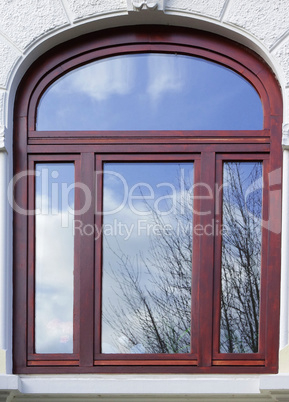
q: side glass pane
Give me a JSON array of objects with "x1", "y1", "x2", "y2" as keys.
[
  {"x1": 35, "y1": 163, "x2": 74, "y2": 353},
  {"x1": 102, "y1": 163, "x2": 194, "y2": 354},
  {"x1": 220, "y1": 162, "x2": 263, "y2": 353},
  {"x1": 37, "y1": 54, "x2": 263, "y2": 131}
]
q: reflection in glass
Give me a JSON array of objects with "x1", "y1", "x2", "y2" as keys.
[
  {"x1": 37, "y1": 54, "x2": 263, "y2": 131},
  {"x1": 35, "y1": 164, "x2": 74, "y2": 353},
  {"x1": 102, "y1": 163, "x2": 194, "y2": 354},
  {"x1": 220, "y1": 162, "x2": 263, "y2": 353}
]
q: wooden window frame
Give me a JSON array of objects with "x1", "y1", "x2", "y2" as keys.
[{"x1": 13, "y1": 26, "x2": 282, "y2": 374}]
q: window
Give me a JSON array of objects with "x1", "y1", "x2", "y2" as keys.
[{"x1": 13, "y1": 26, "x2": 282, "y2": 373}]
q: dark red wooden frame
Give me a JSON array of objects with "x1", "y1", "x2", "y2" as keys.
[{"x1": 13, "y1": 25, "x2": 282, "y2": 374}]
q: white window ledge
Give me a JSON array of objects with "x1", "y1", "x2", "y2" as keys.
[{"x1": 0, "y1": 374, "x2": 289, "y2": 400}]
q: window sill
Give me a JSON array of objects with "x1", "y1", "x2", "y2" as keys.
[{"x1": 1, "y1": 374, "x2": 289, "y2": 400}]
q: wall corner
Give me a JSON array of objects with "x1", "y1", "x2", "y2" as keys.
[
  {"x1": 0, "y1": 350, "x2": 6, "y2": 375},
  {"x1": 279, "y1": 344, "x2": 289, "y2": 373}
]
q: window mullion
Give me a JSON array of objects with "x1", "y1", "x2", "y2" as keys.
[
  {"x1": 94, "y1": 154, "x2": 102, "y2": 358},
  {"x1": 265, "y1": 145, "x2": 282, "y2": 369},
  {"x1": 198, "y1": 151, "x2": 216, "y2": 367},
  {"x1": 212, "y1": 157, "x2": 223, "y2": 358},
  {"x1": 78, "y1": 152, "x2": 95, "y2": 367}
]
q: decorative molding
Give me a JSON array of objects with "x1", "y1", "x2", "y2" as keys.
[
  {"x1": 127, "y1": 0, "x2": 164, "y2": 12},
  {"x1": 282, "y1": 123, "x2": 289, "y2": 149},
  {"x1": 0, "y1": 126, "x2": 6, "y2": 152}
]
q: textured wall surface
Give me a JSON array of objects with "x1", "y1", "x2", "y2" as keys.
[
  {"x1": 65, "y1": 0, "x2": 127, "y2": 21},
  {"x1": 0, "y1": 0, "x2": 69, "y2": 52},
  {"x1": 224, "y1": 0, "x2": 289, "y2": 49},
  {"x1": 0, "y1": 41, "x2": 19, "y2": 88},
  {"x1": 166, "y1": 0, "x2": 226, "y2": 18},
  {"x1": 273, "y1": 41, "x2": 289, "y2": 86}
]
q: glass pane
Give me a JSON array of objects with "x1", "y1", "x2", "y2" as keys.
[
  {"x1": 35, "y1": 163, "x2": 74, "y2": 353},
  {"x1": 220, "y1": 162, "x2": 263, "y2": 353},
  {"x1": 37, "y1": 54, "x2": 263, "y2": 131},
  {"x1": 102, "y1": 163, "x2": 194, "y2": 354}
]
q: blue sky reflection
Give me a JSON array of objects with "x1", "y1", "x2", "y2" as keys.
[{"x1": 37, "y1": 54, "x2": 263, "y2": 131}]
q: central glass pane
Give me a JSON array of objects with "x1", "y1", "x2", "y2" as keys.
[
  {"x1": 102, "y1": 162, "x2": 194, "y2": 354},
  {"x1": 37, "y1": 53, "x2": 263, "y2": 131}
]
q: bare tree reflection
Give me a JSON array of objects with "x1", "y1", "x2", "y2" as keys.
[
  {"x1": 102, "y1": 162, "x2": 262, "y2": 354},
  {"x1": 220, "y1": 162, "x2": 262, "y2": 353},
  {"x1": 103, "y1": 184, "x2": 193, "y2": 353}
]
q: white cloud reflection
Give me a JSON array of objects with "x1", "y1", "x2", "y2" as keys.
[
  {"x1": 45, "y1": 54, "x2": 185, "y2": 104},
  {"x1": 48, "y1": 56, "x2": 135, "y2": 101},
  {"x1": 147, "y1": 54, "x2": 185, "y2": 101},
  {"x1": 35, "y1": 211, "x2": 74, "y2": 354}
]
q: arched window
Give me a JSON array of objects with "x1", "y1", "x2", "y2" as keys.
[{"x1": 13, "y1": 26, "x2": 282, "y2": 374}]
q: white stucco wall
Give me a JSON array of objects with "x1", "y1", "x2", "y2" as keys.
[{"x1": 1, "y1": 0, "x2": 289, "y2": 400}]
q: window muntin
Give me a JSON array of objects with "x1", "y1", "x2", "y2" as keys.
[
  {"x1": 102, "y1": 162, "x2": 194, "y2": 354},
  {"x1": 37, "y1": 54, "x2": 263, "y2": 131},
  {"x1": 13, "y1": 27, "x2": 282, "y2": 374}
]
